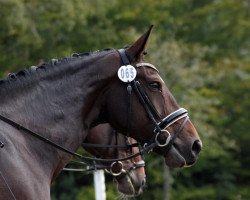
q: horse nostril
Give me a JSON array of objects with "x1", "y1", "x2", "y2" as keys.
[{"x1": 192, "y1": 140, "x2": 202, "y2": 156}]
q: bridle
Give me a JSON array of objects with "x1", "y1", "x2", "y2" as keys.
[
  {"x1": 64, "y1": 133, "x2": 146, "y2": 177},
  {"x1": 117, "y1": 49, "x2": 189, "y2": 151},
  {"x1": 103, "y1": 135, "x2": 145, "y2": 177},
  {"x1": 0, "y1": 48, "x2": 190, "y2": 196}
]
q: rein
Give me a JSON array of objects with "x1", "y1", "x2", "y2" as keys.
[
  {"x1": 81, "y1": 142, "x2": 139, "y2": 149},
  {"x1": 0, "y1": 113, "x2": 146, "y2": 178},
  {"x1": 0, "y1": 114, "x2": 148, "y2": 163}
]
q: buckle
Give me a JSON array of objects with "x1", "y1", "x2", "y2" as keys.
[
  {"x1": 109, "y1": 161, "x2": 124, "y2": 176},
  {"x1": 155, "y1": 130, "x2": 171, "y2": 147}
]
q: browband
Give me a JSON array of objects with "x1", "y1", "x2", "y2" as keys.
[
  {"x1": 136, "y1": 63, "x2": 159, "y2": 72},
  {"x1": 118, "y1": 49, "x2": 159, "y2": 73}
]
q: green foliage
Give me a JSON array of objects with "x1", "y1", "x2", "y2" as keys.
[
  {"x1": 0, "y1": 0, "x2": 249, "y2": 199},
  {"x1": 172, "y1": 185, "x2": 216, "y2": 200}
]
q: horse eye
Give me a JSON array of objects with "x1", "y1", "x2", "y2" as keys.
[{"x1": 148, "y1": 82, "x2": 161, "y2": 90}]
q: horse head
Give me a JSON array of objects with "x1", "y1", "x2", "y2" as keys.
[{"x1": 102, "y1": 26, "x2": 202, "y2": 168}]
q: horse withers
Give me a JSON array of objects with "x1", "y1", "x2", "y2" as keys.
[{"x1": 0, "y1": 26, "x2": 202, "y2": 200}]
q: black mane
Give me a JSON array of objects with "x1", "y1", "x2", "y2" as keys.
[{"x1": 0, "y1": 48, "x2": 113, "y2": 86}]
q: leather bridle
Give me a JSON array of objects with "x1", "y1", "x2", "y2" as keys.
[{"x1": 117, "y1": 49, "x2": 189, "y2": 151}]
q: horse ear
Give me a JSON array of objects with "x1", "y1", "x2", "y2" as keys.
[{"x1": 126, "y1": 25, "x2": 153, "y2": 63}]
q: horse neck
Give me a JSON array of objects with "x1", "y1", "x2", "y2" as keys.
[{"x1": 0, "y1": 50, "x2": 120, "y2": 177}]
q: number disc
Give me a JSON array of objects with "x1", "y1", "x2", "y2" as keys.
[{"x1": 117, "y1": 65, "x2": 137, "y2": 82}]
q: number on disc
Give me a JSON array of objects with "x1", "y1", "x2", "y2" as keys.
[{"x1": 117, "y1": 65, "x2": 137, "y2": 83}]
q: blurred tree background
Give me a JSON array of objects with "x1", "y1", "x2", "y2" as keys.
[{"x1": 0, "y1": 0, "x2": 249, "y2": 199}]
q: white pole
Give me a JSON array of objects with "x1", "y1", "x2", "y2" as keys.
[{"x1": 94, "y1": 170, "x2": 106, "y2": 200}]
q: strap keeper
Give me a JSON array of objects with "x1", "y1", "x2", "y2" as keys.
[{"x1": 127, "y1": 84, "x2": 132, "y2": 94}]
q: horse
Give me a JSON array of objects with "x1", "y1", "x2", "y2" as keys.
[
  {"x1": 0, "y1": 26, "x2": 202, "y2": 199},
  {"x1": 83, "y1": 123, "x2": 145, "y2": 197}
]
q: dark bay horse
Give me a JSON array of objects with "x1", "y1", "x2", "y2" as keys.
[
  {"x1": 0, "y1": 26, "x2": 202, "y2": 199},
  {"x1": 84, "y1": 124, "x2": 145, "y2": 196}
]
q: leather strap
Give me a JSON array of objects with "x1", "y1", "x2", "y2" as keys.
[{"x1": 118, "y1": 49, "x2": 130, "y2": 65}]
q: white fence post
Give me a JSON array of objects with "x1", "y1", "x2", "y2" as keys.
[{"x1": 94, "y1": 170, "x2": 106, "y2": 200}]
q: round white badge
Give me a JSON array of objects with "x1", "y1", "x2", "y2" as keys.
[{"x1": 117, "y1": 65, "x2": 137, "y2": 83}]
